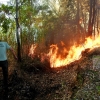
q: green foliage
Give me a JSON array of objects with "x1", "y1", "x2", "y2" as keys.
[
  {"x1": 1, "y1": 19, "x2": 10, "y2": 33},
  {"x1": 0, "y1": 4, "x2": 13, "y2": 14},
  {"x1": 0, "y1": 4, "x2": 15, "y2": 34}
]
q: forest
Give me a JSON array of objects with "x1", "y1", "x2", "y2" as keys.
[{"x1": 0, "y1": 0, "x2": 100, "y2": 100}]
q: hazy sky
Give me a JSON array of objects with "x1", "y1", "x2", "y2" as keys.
[{"x1": 0, "y1": 0, "x2": 10, "y2": 4}]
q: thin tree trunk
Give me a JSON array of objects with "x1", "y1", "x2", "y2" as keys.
[
  {"x1": 88, "y1": 0, "x2": 97, "y2": 37},
  {"x1": 16, "y1": 0, "x2": 21, "y2": 62}
]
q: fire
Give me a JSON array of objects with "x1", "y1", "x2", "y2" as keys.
[
  {"x1": 48, "y1": 44, "x2": 84, "y2": 67},
  {"x1": 48, "y1": 36, "x2": 100, "y2": 67},
  {"x1": 29, "y1": 36, "x2": 100, "y2": 68},
  {"x1": 28, "y1": 44, "x2": 37, "y2": 57}
]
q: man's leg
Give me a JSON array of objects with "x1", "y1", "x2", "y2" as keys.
[{"x1": 1, "y1": 60, "x2": 8, "y2": 99}]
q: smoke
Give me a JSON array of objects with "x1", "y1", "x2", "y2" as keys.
[{"x1": 46, "y1": 23, "x2": 84, "y2": 49}]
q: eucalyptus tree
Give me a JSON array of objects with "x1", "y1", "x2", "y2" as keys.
[
  {"x1": 96, "y1": 0, "x2": 100, "y2": 36},
  {"x1": 88, "y1": 0, "x2": 97, "y2": 37},
  {"x1": 17, "y1": 0, "x2": 50, "y2": 55}
]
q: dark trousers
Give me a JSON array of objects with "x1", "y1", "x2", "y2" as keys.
[{"x1": 0, "y1": 60, "x2": 8, "y2": 99}]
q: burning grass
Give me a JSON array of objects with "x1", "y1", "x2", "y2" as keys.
[{"x1": 29, "y1": 36, "x2": 100, "y2": 68}]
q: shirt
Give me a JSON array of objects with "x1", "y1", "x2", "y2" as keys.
[{"x1": 0, "y1": 42, "x2": 11, "y2": 61}]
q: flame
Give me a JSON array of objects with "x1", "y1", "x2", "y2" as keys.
[
  {"x1": 29, "y1": 36, "x2": 100, "y2": 68},
  {"x1": 48, "y1": 36, "x2": 100, "y2": 68},
  {"x1": 28, "y1": 44, "x2": 37, "y2": 57},
  {"x1": 48, "y1": 44, "x2": 84, "y2": 67}
]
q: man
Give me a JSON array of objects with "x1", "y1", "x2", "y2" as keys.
[{"x1": 0, "y1": 40, "x2": 17, "y2": 99}]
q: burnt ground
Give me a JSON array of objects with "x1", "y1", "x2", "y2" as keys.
[{"x1": 0, "y1": 50, "x2": 100, "y2": 100}]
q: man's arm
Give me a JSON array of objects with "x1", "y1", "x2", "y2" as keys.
[{"x1": 9, "y1": 47, "x2": 18, "y2": 60}]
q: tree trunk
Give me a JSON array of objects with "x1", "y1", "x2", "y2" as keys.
[
  {"x1": 88, "y1": 0, "x2": 97, "y2": 37},
  {"x1": 16, "y1": 0, "x2": 21, "y2": 62}
]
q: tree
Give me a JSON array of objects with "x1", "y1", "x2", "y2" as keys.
[
  {"x1": 16, "y1": 0, "x2": 21, "y2": 62},
  {"x1": 88, "y1": 0, "x2": 97, "y2": 37}
]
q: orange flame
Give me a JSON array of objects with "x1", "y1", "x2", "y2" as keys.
[
  {"x1": 28, "y1": 44, "x2": 37, "y2": 58},
  {"x1": 29, "y1": 36, "x2": 100, "y2": 68},
  {"x1": 48, "y1": 36, "x2": 100, "y2": 68}
]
